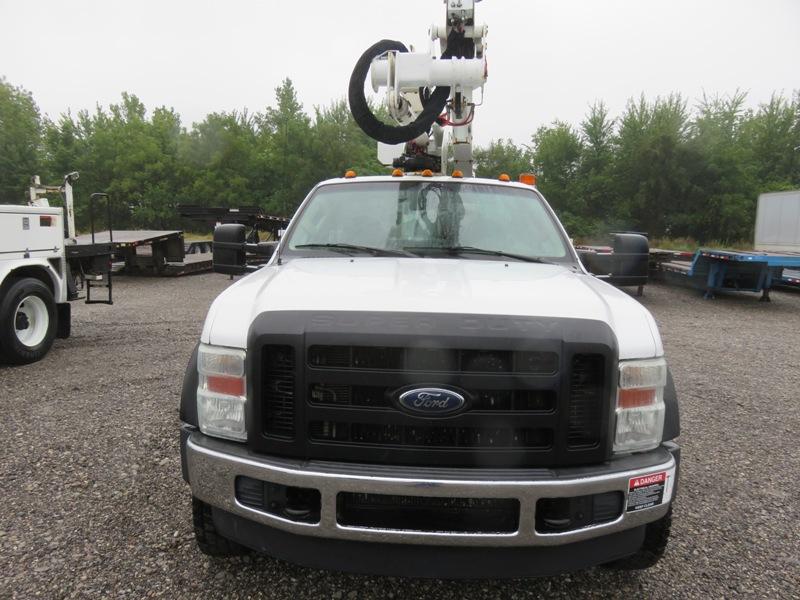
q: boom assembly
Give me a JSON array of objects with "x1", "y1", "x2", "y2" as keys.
[{"x1": 349, "y1": 0, "x2": 488, "y2": 175}]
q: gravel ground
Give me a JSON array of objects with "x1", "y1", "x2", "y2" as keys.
[{"x1": 1, "y1": 274, "x2": 798, "y2": 599}]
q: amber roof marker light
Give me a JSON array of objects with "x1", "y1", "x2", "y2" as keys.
[
  {"x1": 519, "y1": 173, "x2": 537, "y2": 186},
  {"x1": 498, "y1": 173, "x2": 511, "y2": 182},
  {"x1": 344, "y1": 170, "x2": 357, "y2": 179}
]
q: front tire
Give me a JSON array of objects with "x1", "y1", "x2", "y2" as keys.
[
  {"x1": 602, "y1": 507, "x2": 673, "y2": 570},
  {"x1": 192, "y1": 497, "x2": 248, "y2": 557},
  {"x1": 0, "y1": 278, "x2": 57, "y2": 365}
]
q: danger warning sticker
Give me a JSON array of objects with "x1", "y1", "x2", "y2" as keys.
[{"x1": 627, "y1": 471, "x2": 667, "y2": 512}]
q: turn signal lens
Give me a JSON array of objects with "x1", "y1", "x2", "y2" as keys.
[
  {"x1": 498, "y1": 173, "x2": 511, "y2": 182},
  {"x1": 519, "y1": 173, "x2": 537, "y2": 186},
  {"x1": 207, "y1": 375, "x2": 245, "y2": 397},
  {"x1": 618, "y1": 388, "x2": 657, "y2": 409}
]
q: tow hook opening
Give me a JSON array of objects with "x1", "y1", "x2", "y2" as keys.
[
  {"x1": 235, "y1": 476, "x2": 321, "y2": 524},
  {"x1": 535, "y1": 492, "x2": 624, "y2": 534}
]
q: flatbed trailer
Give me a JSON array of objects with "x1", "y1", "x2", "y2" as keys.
[
  {"x1": 73, "y1": 230, "x2": 209, "y2": 276},
  {"x1": 659, "y1": 248, "x2": 800, "y2": 300}
]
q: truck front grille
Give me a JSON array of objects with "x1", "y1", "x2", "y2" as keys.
[
  {"x1": 567, "y1": 354, "x2": 606, "y2": 448},
  {"x1": 309, "y1": 421, "x2": 553, "y2": 449},
  {"x1": 308, "y1": 384, "x2": 556, "y2": 412},
  {"x1": 308, "y1": 345, "x2": 558, "y2": 374},
  {"x1": 251, "y1": 312, "x2": 615, "y2": 468},
  {"x1": 262, "y1": 345, "x2": 295, "y2": 439}
]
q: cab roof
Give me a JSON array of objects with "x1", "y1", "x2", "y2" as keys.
[{"x1": 315, "y1": 175, "x2": 538, "y2": 193}]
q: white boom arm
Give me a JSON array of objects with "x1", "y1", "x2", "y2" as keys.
[{"x1": 364, "y1": 0, "x2": 488, "y2": 176}]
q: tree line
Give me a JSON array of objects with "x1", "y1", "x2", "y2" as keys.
[{"x1": 1, "y1": 76, "x2": 798, "y2": 242}]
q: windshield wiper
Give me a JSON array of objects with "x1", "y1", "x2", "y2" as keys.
[
  {"x1": 406, "y1": 245, "x2": 556, "y2": 264},
  {"x1": 295, "y1": 243, "x2": 418, "y2": 258}
]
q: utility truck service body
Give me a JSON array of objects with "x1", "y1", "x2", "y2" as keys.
[
  {"x1": 0, "y1": 173, "x2": 113, "y2": 364},
  {"x1": 180, "y1": 176, "x2": 680, "y2": 578},
  {"x1": 0, "y1": 205, "x2": 71, "y2": 363}
]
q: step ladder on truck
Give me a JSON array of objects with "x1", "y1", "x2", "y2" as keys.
[{"x1": 0, "y1": 173, "x2": 113, "y2": 365}]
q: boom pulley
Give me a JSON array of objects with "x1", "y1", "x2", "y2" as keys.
[{"x1": 348, "y1": 0, "x2": 488, "y2": 176}]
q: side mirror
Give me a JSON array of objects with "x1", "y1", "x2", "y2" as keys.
[
  {"x1": 611, "y1": 233, "x2": 649, "y2": 284},
  {"x1": 578, "y1": 233, "x2": 649, "y2": 292},
  {"x1": 213, "y1": 224, "x2": 247, "y2": 275}
]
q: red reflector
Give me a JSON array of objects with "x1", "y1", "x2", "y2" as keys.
[
  {"x1": 618, "y1": 388, "x2": 656, "y2": 409},
  {"x1": 207, "y1": 375, "x2": 245, "y2": 396},
  {"x1": 40, "y1": 216, "x2": 53, "y2": 227}
]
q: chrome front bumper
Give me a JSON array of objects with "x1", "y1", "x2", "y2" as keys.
[{"x1": 186, "y1": 433, "x2": 676, "y2": 547}]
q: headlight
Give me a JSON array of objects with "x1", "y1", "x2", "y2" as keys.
[
  {"x1": 197, "y1": 344, "x2": 247, "y2": 441},
  {"x1": 613, "y1": 357, "x2": 667, "y2": 453}
]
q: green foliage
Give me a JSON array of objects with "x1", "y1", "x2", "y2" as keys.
[
  {"x1": 474, "y1": 139, "x2": 532, "y2": 178},
  {"x1": 0, "y1": 78, "x2": 42, "y2": 203},
  {"x1": 0, "y1": 76, "x2": 798, "y2": 243},
  {"x1": 474, "y1": 92, "x2": 800, "y2": 243},
  {"x1": 36, "y1": 78, "x2": 386, "y2": 230}
]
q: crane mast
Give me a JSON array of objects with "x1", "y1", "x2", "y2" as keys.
[{"x1": 349, "y1": 0, "x2": 488, "y2": 176}]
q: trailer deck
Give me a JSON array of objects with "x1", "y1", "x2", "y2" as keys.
[
  {"x1": 658, "y1": 248, "x2": 800, "y2": 300},
  {"x1": 75, "y1": 229, "x2": 183, "y2": 247},
  {"x1": 75, "y1": 230, "x2": 196, "y2": 276}
]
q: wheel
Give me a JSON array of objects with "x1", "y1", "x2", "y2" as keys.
[
  {"x1": 602, "y1": 507, "x2": 673, "y2": 571},
  {"x1": 0, "y1": 277, "x2": 58, "y2": 364},
  {"x1": 192, "y1": 497, "x2": 248, "y2": 557}
]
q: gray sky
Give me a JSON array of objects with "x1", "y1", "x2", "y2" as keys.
[{"x1": 1, "y1": 0, "x2": 798, "y2": 146}]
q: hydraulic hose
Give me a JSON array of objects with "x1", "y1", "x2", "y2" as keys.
[{"x1": 348, "y1": 40, "x2": 451, "y2": 145}]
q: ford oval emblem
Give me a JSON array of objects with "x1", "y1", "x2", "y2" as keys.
[{"x1": 398, "y1": 387, "x2": 467, "y2": 416}]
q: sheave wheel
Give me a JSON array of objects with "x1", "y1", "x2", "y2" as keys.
[{"x1": 0, "y1": 278, "x2": 57, "y2": 364}]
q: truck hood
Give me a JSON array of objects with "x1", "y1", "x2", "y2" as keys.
[{"x1": 201, "y1": 257, "x2": 663, "y2": 360}]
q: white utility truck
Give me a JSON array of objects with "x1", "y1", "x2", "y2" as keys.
[
  {"x1": 0, "y1": 174, "x2": 113, "y2": 364},
  {"x1": 180, "y1": 0, "x2": 680, "y2": 578},
  {"x1": 0, "y1": 204, "x2": 71, "y2": 363}
]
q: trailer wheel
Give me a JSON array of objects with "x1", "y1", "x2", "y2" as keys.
[{"x1": 0, "y1": 278, "x2": 58, "y2": 364}]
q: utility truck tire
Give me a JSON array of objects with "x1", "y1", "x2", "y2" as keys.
[
  {"x1": 192, "y1": 497, "x2": 248, "y2": 557},
  {"x1": 0, "y1": 278, "x2": 57, "y2": 365},
  {"x1": 602, "y1": 507, "x2": 673, "y2": 571}
]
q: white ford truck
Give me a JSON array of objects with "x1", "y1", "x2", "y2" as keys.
[
  {"x1": 179, "y1": 0, "x2": 679, "y2": 577},
  {"x1": 179, "y1": 173, "x2": 680, "y2": 577}
]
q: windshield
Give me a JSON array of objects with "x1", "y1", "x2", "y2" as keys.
[{"x1": 285, "y1": 181, "x2": 573, "y2": 262}]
